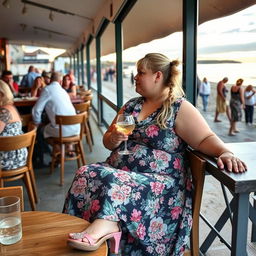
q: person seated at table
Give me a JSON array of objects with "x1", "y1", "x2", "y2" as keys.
[
  {"x1": 41, "y1": 70, "x2": 51, "y2": 85},
  {"x1": 1, "y1": 70, "x2": 19, "y2": 95},
  {"x1": 63, "y1": 53, "x2": 246, "y2": 255},
  {"x1": 0, "y1": 80, "x2": 27, "y2": 169},
  {"x1": 32, "y1": 72, "x2": 79, "y2": 167},
  {"x1": 62, "y1": 74, "x2": 77, "y2": 99},
  {"x1": 20, "y1": 65, "x2": 40, "y2": 88},
  {"x1": 31, "y1": 76, "x2": 46, "y2": 97}
]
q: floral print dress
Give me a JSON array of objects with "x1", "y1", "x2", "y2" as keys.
[
  {"x1": 0, "y1": 121, "x2": 27, "y2": 170},
  {"x1": 63, "y1": 97, "x2": 192, "y2": 256}
]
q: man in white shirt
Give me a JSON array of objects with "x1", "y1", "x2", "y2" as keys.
[{"x1": 32, "y1": 72, "x2": 79, "y2": 167}]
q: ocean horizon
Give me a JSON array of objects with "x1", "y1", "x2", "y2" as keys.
[{"x1": 197, "y1": 62, "x2": 256, "y2": 86}]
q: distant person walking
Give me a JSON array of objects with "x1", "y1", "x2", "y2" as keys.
[
  {"x1": 229, "y1": 78, "x2": 245, "y2": 136},
  {"x1": 199, "y1": 77, "x2": 211, "y2": 111},
  {"x1": 244, "y1": 84, "x2": 256, "y2": 125},
  {"x1": 130, "y1": 71, "x2": 134, "y2": 86},
  {"x1": 214, "y1": 77, "x2": 231, "y2": 122}
]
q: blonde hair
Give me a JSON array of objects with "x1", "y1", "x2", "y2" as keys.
[
  {"x1": 136, "y1": 53, "x2": 184, "y2": 128},
  {"x1": 0, "y1": 80, "x2": 14, "y2": 106}
]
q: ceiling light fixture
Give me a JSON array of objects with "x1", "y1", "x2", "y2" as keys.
[
  {"x1": 21, "y1": 0, "x2": 93, "y2": 21},
  {"x1": 49, "y1": 10, "x2": 54, "y2": 21},
  {"x1": 20, "y1": 23, "x2": 27, "y2": 31},
  {"x1": 22, "y1": 3, "x2": 27, "y2": 14},
  {"x1": 2, "y1": 0, "x2": 10, "y2": 8}
]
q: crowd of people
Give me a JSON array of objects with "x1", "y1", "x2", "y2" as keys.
[
  {"x1": 0, "y1": 65, "x2": 77, "y2": 99},
  {"x1": 0, "y1": 66, "x2": 81, "y2": 169},
  {"x1": 197, "y1": 75, "x2": 256, "y2": 135}
]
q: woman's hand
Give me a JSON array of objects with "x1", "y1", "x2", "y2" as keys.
[
  {"x1": 217, "y1": 152, "x2": 247, "y2": 173},
  {"x1": 109, "y1": 124, "x2": 129, "y2": 145}
]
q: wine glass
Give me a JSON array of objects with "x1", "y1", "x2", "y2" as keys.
[{"x1": 116, "y1": 114, "x2": 135, "y2": 155}]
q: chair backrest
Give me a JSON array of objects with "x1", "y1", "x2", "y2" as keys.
[
  {"x1": 0, "y1": 186, "x2": 24, "y2": 211},
  {"x1": 21, "y1": 114, "x2": 32, "y2": 128},
  {"x1": 186, "y1": 149, "x2": 206, "y2": 256},
  {"x1": 81, "y1": 94, "x2": 93, "y2": 102},
  {"x1": 73, "y1": 101, "x2": 90, "y2": 114},
  {"x1": 55, "y1": 112, "x2": 87, "y2": 140},
  {"x1": 0, "y1": 128, "x2": 37, "y2": 169}
]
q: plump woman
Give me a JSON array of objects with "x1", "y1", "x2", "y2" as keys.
[{"x1": 64, "y1": 53, "x2": 246, "y2": 256}]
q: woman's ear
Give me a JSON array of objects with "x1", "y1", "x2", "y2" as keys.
[{"x1": 155, "y1": 71, "x2": 163, "y2": 83}]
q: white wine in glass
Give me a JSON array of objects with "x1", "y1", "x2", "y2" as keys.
[{"x1": 116, "y1": 114, "x2": 135, "y2": 155}]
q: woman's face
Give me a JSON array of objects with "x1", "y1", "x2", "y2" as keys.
[
  {"x1": 134, "y1": 66, "x2": 162, "y2": 97},
  {"x1": 63, "y1": 76, "x2": 71, "y2": 87}
]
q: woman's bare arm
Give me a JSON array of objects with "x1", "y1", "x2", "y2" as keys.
[{"x1": 175, "y1": 100, "x2": 246, "y2": 172}]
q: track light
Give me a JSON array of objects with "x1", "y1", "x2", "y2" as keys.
[
  {"x1": 20, "y1": 23, "x2": 27, "y2": 32},
  {"x1": 2, "y1": 0, "x2": 10, "y2": 8},
  {"x1": 49, "y1": 10, "x2": 54, "y2": 21},
  {"x1": 22, "y1": 3, "x2": 27, "y2": 14}
]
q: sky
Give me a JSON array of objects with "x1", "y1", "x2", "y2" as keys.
[
  {"x1": 25, "y1": 4, "x2": 256, "y2": 63},
  {"x1": 121, "y1": 4, "x2": 256, "y2": 63}
]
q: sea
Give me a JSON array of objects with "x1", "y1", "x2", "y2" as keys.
[
  {"x1": 124, "y1": 62, "x2": 256, "y2": 86},
  {"x1": 197, "y1": 62, "x2": 256, "y2": 86}
]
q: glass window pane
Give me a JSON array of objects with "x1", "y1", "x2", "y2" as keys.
[
  {"x1": 101, "y1": 22, "x2": 116, "y2": 104},
  {"x1": 102, "y1": 101, "x2": 117, "y2": 126}
]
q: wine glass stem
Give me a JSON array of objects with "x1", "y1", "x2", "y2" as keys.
[{"x1": 124, "y1": 140, "x2": 128, "y2": 151}]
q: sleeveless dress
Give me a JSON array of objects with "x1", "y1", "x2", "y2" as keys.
[
  {"x1": 63, "y1": 97, "x2": 192, "y2": 256},
  {"x1": 0, "y1": 121, "x2": 28, "y2": 170},
  {"x1": 230, "y1": 88, "x2": 242, "y2": 121}
]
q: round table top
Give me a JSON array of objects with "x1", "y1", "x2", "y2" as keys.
[{"x1": 0, "y1": 211, "x2": 107, "y2": 256}]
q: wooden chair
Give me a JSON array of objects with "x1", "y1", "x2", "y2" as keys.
[
  {"x1": 73, "y1": 101, "x2": 93, "y2": 152},
  {"x1": 20, "y1": 113, "x2": 33, "y2": 132},
  {"x1": 184, "y1": 149, "x2": 206, "y2": 256},
  {"x1": 0, "y1": 186, "x2": 24, "y2": 211},
  {"x1": 48, "y1": 112, "x2": 87, "y2": 186},
  {"x1": 80, "y1": 94, "x2": 94, "y2": 144},
  {"x1": 0, "y1": 128, "x2": 38, "y2": 211}
]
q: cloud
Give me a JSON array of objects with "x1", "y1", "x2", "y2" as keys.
[
  {"x1": 199, "y1": 42, "x2": 256, "y2": 54},
  {"x1": 222, "y1": 28, "x2": 240, "y2": 33}
]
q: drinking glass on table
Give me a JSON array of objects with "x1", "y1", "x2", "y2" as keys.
[
  {"x1": 0, "y1": 196, "x2": 22, "y2": 245},
  {"x1": 116, "y1": 114, "x2": 135, "y2": 155}
]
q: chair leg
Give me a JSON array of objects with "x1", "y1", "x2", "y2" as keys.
[
  {"x1": 85, "y1": 122, "x2": 93, "y2": 152},
  {"x1": 60, "y1": 143, "x2": 65, "y2": 186},
  {"x1": 50, "y1": 144, "x2": 57, "y2": 174},
  {"x1": 75, "y1": 144, "x2": 81, "y2": 168},
  {"x1": 87, "y1": 120, "x2": 94, "y2": 145},
  {"x1": 23, "y1": 172, "x2": 36, "y2": 211},
  {"x1": 78, "y1": 141, "x2": 86, "y2": 165},
  {"x1": 0, "y1": 178, "x2": 4, "y2": 187},
  {"x1": 29, "y1": 167, "x2": 38, "y2": 204}
]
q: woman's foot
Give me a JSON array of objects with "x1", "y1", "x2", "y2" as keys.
[
  {"x1": 233, "y1": 130, "x2": 240, "y2": 133},
  {"x1": 214, "y1": 119, "x2": 221, "y2": 122},
  {"x1": 228, "y1": 132, "x2": 236, "y2": 136},
  {"x1": 69, "y1": 219, "x2": 119, "y2": 243},
  {"x1": 68, "y1": 219, "x2": 121, "y2": 253}
]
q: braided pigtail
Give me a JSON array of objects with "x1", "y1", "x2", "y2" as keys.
[{"x1": 156, "y1": 60, "x2": 184, "y2": 129}]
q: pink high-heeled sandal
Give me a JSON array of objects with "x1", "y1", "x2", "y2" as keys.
[{"x1": 67, "y1": 231, "x2": 122, "y2": 254}]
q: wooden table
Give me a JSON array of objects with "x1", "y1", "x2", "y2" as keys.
[
  {"x1": 14, "y1": 97, "x2": 84, "y2": 107},
  {"x1": 195, "y1": 142, "x2": 256, "y2": 256},
  {"x1": 0, "y1": 211, "x2": 108, "y2": 256},
  {"x1": 13, "y1": 97, "x2": 38, "y2": 107}
]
